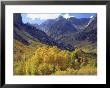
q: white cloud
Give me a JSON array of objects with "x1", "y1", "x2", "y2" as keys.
[
  {"x1": 90, "y1": 16, "x2": 93, "y2": 18},
  {"x1": 26, "y1": 14, "x2": 61, "y2": 20},
  {"x1": 26, "y1": 13, "x2": 75, "y2": 20},
  {"x1": 63, "y1": 14, "x2": 74, "y2": 19}
]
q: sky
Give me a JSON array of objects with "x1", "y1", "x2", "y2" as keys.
[{"x1": 21, "y1": 13, "x2": 96, "y2": 25}]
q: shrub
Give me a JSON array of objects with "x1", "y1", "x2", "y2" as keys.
[
  {"x1": 34, "y1": 46, "x2": 70, "y2": 70},
  {"x1": 86, "y1": 59, "x2": 97, "y2": 67},
  {"x1": 14, "y1": 62, "x2": 25, "y2": 75},
  {"x1": 24, "y1": 56, "x2": 40, "y2": 75},
  {"x1": 37, "y1": 63, "x2": 54, "y2": 75}
]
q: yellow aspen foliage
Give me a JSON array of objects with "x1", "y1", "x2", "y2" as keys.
[
  {"x1": 14, "y1": 40, "x2": 97, "y2": 75},
  {"x1": 37, "y1": 63, "x2": 54, "y2": 75}
]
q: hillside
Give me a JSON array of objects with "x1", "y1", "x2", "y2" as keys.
[
  {"x1": 14, "y1": 40, "x2": 97, "y2": 75},
  {"x1": 14, "y1": 13, "x2": 74, "y2": 51}
]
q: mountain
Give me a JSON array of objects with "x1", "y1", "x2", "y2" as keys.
[
  {"x1": 68, "y1": 17, "x2": 90, "y2": 29},
  {"x1": 37, "y1": 15, "x2": 97, "y2": 47},
  {"x1": 14, "y1": 13, "x2": 31, "y2": 45},
  {"x1": 40, "y1": 16, "x2": 90, "y2": 33},
  {"x1": 41, "y1": 16, "x2": 77, "y2": 35},
  {"x1": 14, "y1": 13, "x2": 74, "y2": 51},
  {"x1": 75, "y1": 16, "x2": 97, "y2": 43}
]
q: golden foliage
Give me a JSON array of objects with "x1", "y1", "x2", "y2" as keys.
[
  {"x1": 37, "y1": 63, "x2": 54, "y2": 75},
  {"x1": 13, "y1": 40, "x2": 97, "y2": 75},
  {"x1": 33, "y1": 46, "x2": 70, "y2": 70}
]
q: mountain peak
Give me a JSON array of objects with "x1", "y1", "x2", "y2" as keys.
[
  {"x1": 56, "y1": 15, "x2": 66, "y2": 21},
  {"x1": 14, "y1": 13, "x2": 23, "y2": 26}
]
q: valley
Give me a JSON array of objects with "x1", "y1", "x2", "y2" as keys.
[{"x1": 13, "y1": 13, "x2": 97, "y2": 75}]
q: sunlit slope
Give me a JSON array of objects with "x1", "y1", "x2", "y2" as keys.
[{"x1": 14, "y1": 40, "x2": 96, "y2": 75}]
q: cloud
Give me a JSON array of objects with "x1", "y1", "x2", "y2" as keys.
[
  {"x1": 63, "y1": 14, "x2": 74, "y2": 19},
  {"x1": 26, "y1": 13, "x2": 75, "y2": 20},
  {"x1": 90, "y1": 16, "x2": 93, "y2": 18},
  {"x1": 26, "y1": 14, "x2": 61, "y2": 20}
]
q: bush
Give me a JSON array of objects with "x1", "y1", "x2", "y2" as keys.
[
  {"x1": 34, "y1": 46, "x2": 70, "y2": 70},
  {"x1": 24, "y1": 56, "x2": 40, "y2": 75},
  {"x1": 37, "y1": 63, "x2": 54, "y2": 75},
  {"x1": 14, "y1": 62, "x2": 25, "y2": 75},
  {"x1": 86, "y1": 59, "x2": 97, "y2": 67}
]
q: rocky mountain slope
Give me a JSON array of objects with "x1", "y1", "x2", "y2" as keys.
[
  {"x1": 34, "y1": 15, "x2": 97, "y2": 47},
  {"x1": 14, "y1": 13, "x2": 74, "y2": 51}
]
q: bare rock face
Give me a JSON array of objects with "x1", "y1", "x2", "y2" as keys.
[
  {"x1": 14, "y1": 13, "x2": 23, "y2": 26},
  {"x1": 14, "y1": 13, "x2": 30, "y2": 45}
]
